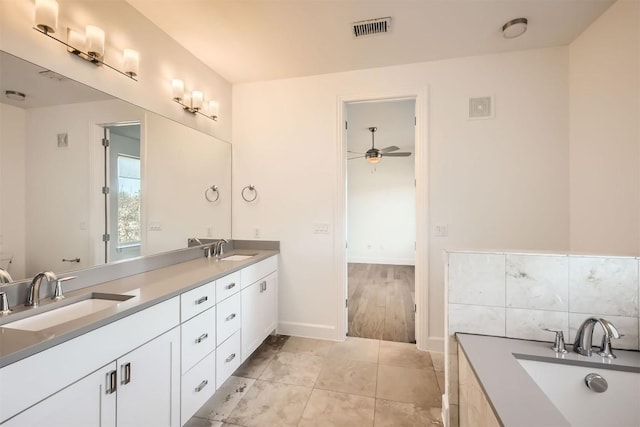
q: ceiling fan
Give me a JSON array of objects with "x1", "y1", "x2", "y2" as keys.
[{"x1": 348, "y1": 127, "x2": 412, "y2": 164}]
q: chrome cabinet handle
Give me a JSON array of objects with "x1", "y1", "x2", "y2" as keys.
[
  {"x1": 195, "y1": 379, "x2": 209, "y2": 392},
  {"x1": 225, "y1": 313, "x2": 236, "y2": 321},
  {"x1": 225, "y1": 353, "x2": 236, "y2": 363},
  {"x1": 225, "y1": 283, "x2": 236, "y2": 290},
  {"x1": 260, "y1": 280, "x2": 267, "y2": 292},
  {"x1": 121, "y1": 362, "x2": 131, "y2": 385},
  {"x1": 106, "y1": 370, "x2": 117, "y2": 394},
  {"x1": 195, "y1": 296, "x2": 208, "y2": 305},
  {"x1": 195, "y1": 333, "x2": 209, "y2": 344}
]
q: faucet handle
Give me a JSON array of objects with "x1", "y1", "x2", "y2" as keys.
[
  {"x1": 52, "y1": 276, "x2": 77, "y2": 301},
  {"x1": 542, "y1": 328, "x2": 568, "y2": 353},
  {"x1": 0, "y1": 292, "x2": 11, "y2": 315}
]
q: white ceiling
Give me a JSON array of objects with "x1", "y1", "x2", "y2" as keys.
[{"x1": 127, "y1": 0, "x2": 614, "y2": 84}]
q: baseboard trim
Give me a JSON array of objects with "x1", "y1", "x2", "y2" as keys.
[
  {"x1": 278, "y1": 321, "x2": 340, "y2": 341},
  {"x1": 418, "y1": 336, "x2": 445, "y2": 352}
]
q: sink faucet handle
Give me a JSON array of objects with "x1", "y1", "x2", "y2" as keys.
[
  {"x1": 52, "y1": 276, "x2": 77, "y2": 301},
  {"x1": 542, "y1": 328, "x2": 568, "y2": 353},
  {"x1": 596, "y1": 319, "x2": 622, "y2": 359},
  {"x1": 0, "y1": 291, "x2": 11, "y2": 315}
]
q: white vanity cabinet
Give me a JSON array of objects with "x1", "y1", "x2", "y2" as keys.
[
  {"x1": 241, "y1": 257, "x2": 278, "y2": 361},
  {"x1": 1, "y1": 326, "x2": 180, "y2": 427},
  {"x1": 2, "y1": 362, "x2": 117, "y2": 427}
]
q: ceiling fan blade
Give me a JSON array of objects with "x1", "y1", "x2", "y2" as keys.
[
  {"x1": 348, "y1": 155, "x2": 365, "y2": 160},
  {"x1": 383, "y1": 152, "x2": 412, "y2": 157},
  {"x1": 347, "y1": 150, "x2": 365, "y2": 154},
  {"x1": 379, "y1": 146, "x2": 399, "y2": 153}
]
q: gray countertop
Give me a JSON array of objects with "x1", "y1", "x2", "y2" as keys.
[
  {"x1": 456, "y1": 333, "x2": 640, "y2": 427},
  {"x1": 0, "y1": 250, "x2": 278, "y2": 368}
]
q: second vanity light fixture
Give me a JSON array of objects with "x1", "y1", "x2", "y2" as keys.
[
  {"x1": 172, "y1": 79, "x2": 219, "y2": 121},
  {"x1": 34, "y1": 0, "x2": 139, "y2": 80}
]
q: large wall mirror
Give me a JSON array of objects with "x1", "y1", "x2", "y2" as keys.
[{"x1": 0, "y1": 51, "x2": 232, "y2": 282}]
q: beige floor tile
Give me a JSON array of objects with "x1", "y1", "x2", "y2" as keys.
[
  {"x1": 194, "y1": 376, "x2": 255, "y2": 421},
  {"x1": 234, "y1": 342, "x2": 279, "y2": 379},
  {"x1": 327, "y1": 337, "x2": 380, "y2": 363},
  {"x1": 299, "y1": 389, "x2": 375, "y2": 427},
  {"x1": 376, "y1": 365, "x2": 441, "y2": 407},
  {"x1": 436, "y1": 371, "x2": 445, "y2": 395},
  {"x1": 374, "y1": 399, "x2": 443, "y2": 426},
  {"x1": 378, "y1": 340, "x2": 433, "y2": 370},
  {"x1": 430, "y1": 352, "x2": 445, "y2": 372},
  {"x1": 315, "y1": 358, "x2": 378, "y2": 397},
  {"x1": 183, "y1": 417, "x2": 223, "y2": 427},
  {"x1": 280, "y1": 336, "x2": 335, "y2": 357},
  {"x1": 259, "y1": 351, "x2": 324, "y2": 387},
  {"x1": 226, "y1": 380, "x2": 311, "y2": 427}
]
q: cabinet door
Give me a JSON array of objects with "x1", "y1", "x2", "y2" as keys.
[
  {"x1": 117, "y1": 327, "x2": 180, "y2": 427},
  {"x1": 240, "y1": 272, "x2": 277, "y2": 361},
  {"x1": 241, "y1": 280, "x2": 262, "y2": 361},
  {"x1": 2, "y1": 362, "x2": 117, "y2": 427},
  {"x1": 259, "y1": 272, "x2": 277, "y2": 340}
]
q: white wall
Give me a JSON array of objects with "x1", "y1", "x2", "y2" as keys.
[
  {"x1": 233, "y1": 47, "x2": 571, "y2": 345},
  {"x1": 144, "y1": 112, "x2": 232, "y2": 255},
  {"x1": 347, "y1": 100, "x2": 416, "y2": 265},
  {"x1": 569, "y1": 0, "x2": 640, "y2": 255},
  {"x1": 0, "y1": 0, "x2": 231, "y2": 142},
  {"x1": 0, "y1": 104, "x2": 27, "y2": 279}
]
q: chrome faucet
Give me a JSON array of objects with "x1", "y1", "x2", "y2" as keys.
[
  {"x1": 0, "y1": 268, "x2": 12, "y2": 284},
  {"x1": 573, "y1": 317, "x2": 621, "y2": 358},
  {"x1": 25, "y1": 271, "x2": 57, "y2": 307},
  {"x1": 214, "y1": 239, "x2": 229, "y2": 258}
]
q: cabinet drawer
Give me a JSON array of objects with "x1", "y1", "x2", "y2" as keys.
[
  {"x1": 181, "y1": 308, "x2": 216, "y2": 374},
  {"x1": 241, "y1": 256, "x2": 278, "y2": 289},
  {"x1": 216, "y1": 330, "x2": 241, "y2": 389},
  {"x1": 216, "y1": 293, "x2": 241, "y2": 346},
  {"x1": 181, "y1": 350, "x2": 216, "y2": 426},
  {"x1": 216, "y1": 271, "x2": 241, "y2": 303},
  {"x1": 181, "y1": 280, "x2": 216, "y2": 322}
]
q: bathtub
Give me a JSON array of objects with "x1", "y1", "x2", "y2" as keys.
[{"x1": 456, "y1": 334, "x2": 640, "y2": 427}]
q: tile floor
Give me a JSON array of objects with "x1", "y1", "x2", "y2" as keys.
[{"x1": 185, "y1": 335, "x2": 445, "y2": 427}]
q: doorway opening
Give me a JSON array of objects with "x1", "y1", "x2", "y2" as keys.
[
  {"x1": 345, "y1": 99, "x2": 417, "y2": 343},
  {"x1": 103, "y1": 122, "x2": 141, "y2": 263}
]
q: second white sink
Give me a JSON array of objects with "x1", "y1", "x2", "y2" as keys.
[{"x1": 221, "y1": 254, "x2": 256, "y2": 261}]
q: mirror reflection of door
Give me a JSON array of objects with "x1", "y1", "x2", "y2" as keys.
[{"x1": 104, "y1": 123, "x2": 141, "y2": 263}]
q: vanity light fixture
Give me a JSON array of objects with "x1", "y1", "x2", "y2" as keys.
[
  {"x1": 32, "y1": 1, "x2": 139, "y2": 81},
  {"x1": 171, "y1": 79, "x2": 219, "y2": 121},
  {"x1": 502, "y1": 17, "x2": 528, "y2": 39}
]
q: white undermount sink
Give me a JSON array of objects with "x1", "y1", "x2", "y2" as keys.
[
  {"x1": 2, "y1": 293, "x2": 134, "y2": 332},
  {"x1": 221, "y1": 254, "x2": 256, "y2": 261}
]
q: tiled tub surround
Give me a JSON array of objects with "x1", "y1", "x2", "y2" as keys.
[
  {"x1": 444, "y1": 250, "x2": 640, "y2": 426},
  {"x1": 456, "y1": 334, "x2": 640, "y2": 427}
]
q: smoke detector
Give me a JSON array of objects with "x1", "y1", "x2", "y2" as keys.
[{"x1": 352, "y1": 17, "x2": 391, "y2": 38}]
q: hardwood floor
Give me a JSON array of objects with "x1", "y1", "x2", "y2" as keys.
[{"x1": 347, "y1": 263, "x2": 415, "y2": 343}]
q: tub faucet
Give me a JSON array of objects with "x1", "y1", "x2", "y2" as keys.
[
  {"x1": 0, "y1": 268, "x2": 12, "y2": 284},
  {"x1": 25, "y1": 271, "x2": 57, "y2": 307},
  {"x1": 573, "y1": 317, "x2": 621, "y2": 358}
]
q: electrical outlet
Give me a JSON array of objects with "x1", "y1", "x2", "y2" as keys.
[
  {"x1": 149, "y1": 222, "x2": 162, "y2": 232},
  {"x1": 434, "y1": 224, "x2": 448, "y2": 237},
  {"x1": 254, "y1": 227, "x2": 261, "y2": 238},
  {"x1": 207, "y1": 226, "x2": 213, "y2": 237},
  {"x1": 313, "y1": 223, "x2": 329, "y2": 234}
]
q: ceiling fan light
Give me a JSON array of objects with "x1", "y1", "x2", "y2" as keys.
[{"x1": 366, "y1": 151, "x2": 381, "y2": 164}]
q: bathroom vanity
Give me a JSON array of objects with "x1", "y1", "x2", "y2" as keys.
[{"x1": 0, "y1": 250, "x2": 278, "y2": 426}]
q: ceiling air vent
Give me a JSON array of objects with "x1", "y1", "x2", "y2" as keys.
[{"x1": 352, "y1": 17, "x2": 391, "y2": 38}]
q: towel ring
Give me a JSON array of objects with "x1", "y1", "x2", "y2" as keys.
[
  {"x1": 241, "y1": 185, "x2": 257, "y2": 202},
  {"x1": 205, "y1": 185, "x2": 220, "y2": 202}
]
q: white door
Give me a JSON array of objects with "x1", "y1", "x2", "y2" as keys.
[
  {"x1": 241, "y1": 280, "x2": 261, "y2": 360},
  {"x1": 259, "y1": 272, "x2": 277, "y2": 339},
  {"x1": 117, "y1": 327, "x2": 180, "y2": 427},
  {"x1": 3, "y1": 362, "x2": 117, "y2": 427}
]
